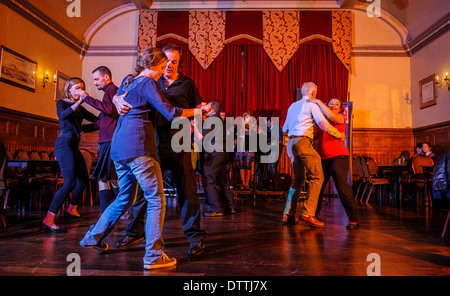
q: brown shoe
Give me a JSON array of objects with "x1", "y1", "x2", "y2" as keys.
[{"x1": 300, "y1": 214, "x2": 324, "y2": 228}]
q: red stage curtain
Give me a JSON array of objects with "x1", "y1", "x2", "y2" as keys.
[
  {"x1": 158, "y1": 43, "x2": 348, "y2": 124},
  {"x1": 174, "y1": 43, "x2": 243, "y2": 115},
  {"x1": 243, "y1": 43, "x2": 349, "y2": 123}
]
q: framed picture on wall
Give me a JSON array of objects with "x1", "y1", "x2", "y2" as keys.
[
  {"x1": 419, "y1": 74, "x2": 437, "y2": 109},
  {"x1": 0, "y1": 45, "x2": 37, "y2": 92},
  {"x1": 54, "y1": 70, "x2": 70, "y2": 101}
]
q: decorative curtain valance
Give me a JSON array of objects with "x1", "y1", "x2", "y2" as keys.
[
  {"x1": 262, "y1": 10, "x2": 301, "y2": 72},
  {"x1": 188, "y1": 11, "x2": 226, "y2": 70},
  {"x1": 136, "y1": 10, "x2": 352, "y2": 73},
  {"x1": 137, "y1": 10, "x2": 158, "y2": 54},
  {"x1": 332, "y1": 11, "x2": 352, "y2": 73}
]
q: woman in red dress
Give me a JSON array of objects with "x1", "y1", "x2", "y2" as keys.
[{"x1": 307, "y1": 98, "x2": 359, "y2": 230}]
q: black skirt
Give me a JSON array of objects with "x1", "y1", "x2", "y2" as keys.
[{"x1": 92, "y1": 141, "x2": 117, "y2": 180}]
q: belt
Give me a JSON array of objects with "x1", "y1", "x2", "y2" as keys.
[
  {"x1": 59, "y1": 131, "x2": 81, "y2": 140},
  {"x1": 288, "y1": 135, "x2": 310, "y2": 140}
]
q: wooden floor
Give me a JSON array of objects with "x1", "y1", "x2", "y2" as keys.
[{"x1": 0, "y1": 194, "x2": 449, "y2": 277}]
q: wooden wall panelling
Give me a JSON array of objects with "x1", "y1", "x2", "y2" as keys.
[
  {"x1": 278, "y1": 128, "x2": 416, "y2": 177},
  {"x1": 0, "y1": 107, "x2": 58, "y2": 155},
  {"x1": 4, "y1": 106, "x2": 448, "y2": 178},
  {"x1": 79, "y1": 131, "x2": 100, "y2": 156},
  {"x1": 0, "y1": 107, "x2": 99, "y2": 157},
  {"x1": 352, "y1": 128, "x2": 415, "y2": 166}
]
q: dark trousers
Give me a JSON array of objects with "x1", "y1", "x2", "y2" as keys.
[
  {"x1": 202, "y1": 152, "x2": 234, "y2": 213},
  {"x1": 48, "y1": 136, "x2": 88, "y2": 214},
  {"x1": 316, "y1": 156, "x2": 358, "y2": 222},
  {"x1": 125, "y1": 151, "x2": 205, "y2": 245}
]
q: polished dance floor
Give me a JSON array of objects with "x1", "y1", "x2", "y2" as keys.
[{"x1": 0, "y1": 194, "x2": 449, "y2": 277}]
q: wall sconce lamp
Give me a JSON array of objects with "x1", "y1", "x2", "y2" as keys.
[
  {"x1": 42, "y1": 71, "x2": 57, "y2": 87},
  {"x1": 435, "y1": 72, "x2": 450, "y2": 91},
  {"x1": 404, "y1": 93, "x2": 411, "y2": 104}
]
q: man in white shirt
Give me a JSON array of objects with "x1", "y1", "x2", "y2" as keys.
[{"x1": 282, "y1": 82, "x2": 345, "y2": 227}]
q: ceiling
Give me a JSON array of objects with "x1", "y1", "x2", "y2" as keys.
[{"x1": 12, "y1": 0, "x2": 450, "y2": 47}]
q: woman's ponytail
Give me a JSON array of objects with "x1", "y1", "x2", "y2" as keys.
[{"x1": 124, "y1": 47, "x2": 167, "y2": 87}]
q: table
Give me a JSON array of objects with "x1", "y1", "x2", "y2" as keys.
[
  {"x1": 6, "y1": 159, "x2": 59, "y2": 209},
  {"x1": 7, "y1": 159, "x2": 59, "y2": 178},
  {"x1": 377, "y1": 165, "x2": 409, "y2": 204}
]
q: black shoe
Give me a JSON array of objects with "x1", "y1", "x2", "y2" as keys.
[
  {"x1": 346, "y1": 222, "x2": 359, "y2": 230},
  {"x1": 187, "y1": 240, "x2": 205, "y2": 256},
  {"x1": 82, "y1": 241, "x2": 109, "y2": 252},
  {"x1": 282, "y1": 214, "x2": 298, "y2": 225},
  {"x1": 39, "y1": 223, "x2": 67, "y2": 233},
  {"x1": 115, "y1": 234, "x2": 145, "y2": 247}
]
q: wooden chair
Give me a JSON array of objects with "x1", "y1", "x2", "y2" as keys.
[
  {"x1": 352, "y1": 156, "x2": 359, "y2": 184},
  {"x1": 354, "y1": 156, "x2": 367, "y2": 201},
  {"x1": 28, "y1": 150, "x2": 42, "y2": 174},
  {"x1": 410, "y1": 154, "x2": 434, "y2": 208},
  {"x1": 40, "y1": 151, "x2": 50, "y2": 160},
  {"x1": 5, "y1": 149, "x2": 12, "y2": 160},
  {"x1": 24, "y1": 150, "x2": 55, "y2": 208},
  {"x1": 80, "y1": 149, "x2": 95, "y2": 205},
  {"x1": 361, "y1": 156, "x2": 390, "y2": 204},
  {"x1": 80, "y1": 149, "x2": 93, "y2": 172},
  {"x1": 0, "y1": 142, "x2": 9, "y2": 229},
  {"x1": 51, "y1": 165, "x2": 64, "y2": 196},
  {"x1": 14, "y1": 149, "x2": 29, "y2": 160},
  {"x1": 35, "y1": 151, "x2": 58, "y2": 207},
  {"x1": 0, "y1": 142, "x2": 20, "y2": 228},
  {"x1": 39, "y1": 151, "x2": 51, "y2": 173},
  {"x1": 28, "y1": 150, "x2": 40, "y2": 160},
  {"x1": 442, "y1": 207, "x2": 450, "y2": 238},
  {"x1": 13, "y1": 149, "x2": 28, "y2": 176}
]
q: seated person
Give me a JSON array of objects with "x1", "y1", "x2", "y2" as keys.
[
  {"x1": 407, "y1": 143, "x2": 424, "y2": 169},
  {"x1": 393, "y1": 150, "x2": 411, "y2": 166},
  {"x1": 414, "y1": 143, "x2": 423, "y2": 155},
  {"x1": 422, "y1": 142, "x2": 435, "y2": 160}
]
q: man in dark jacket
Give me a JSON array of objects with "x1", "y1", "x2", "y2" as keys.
[
  {"x1": 196, "y1": 101, "x2": 235, "y2": 216},
  {"x1": 432, "y1": 147, "x2": 450, "y2": 208}
]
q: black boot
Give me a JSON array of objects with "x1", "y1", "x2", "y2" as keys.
[{"x1": 98, "y1": 189, "x2": 114, "y2": 213}]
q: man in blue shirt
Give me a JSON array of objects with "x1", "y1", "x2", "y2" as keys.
[{"x1": 282, "y1": 82, "x2": 345, "y2": 228}]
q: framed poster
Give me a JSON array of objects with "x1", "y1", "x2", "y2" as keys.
[
  {"x1": 419, "y1": 74, "x2": 437, "y2": 109},
  {"x1": 0, "y1": 45, "x2": 37, "y2": 92},
  {"x1": 54, "y1": 70, "x2": 70, "y2": 101}
]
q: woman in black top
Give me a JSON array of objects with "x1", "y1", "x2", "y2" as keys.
[{"x1": 40, "y1": 77, "x2": 98, "y2": 233}]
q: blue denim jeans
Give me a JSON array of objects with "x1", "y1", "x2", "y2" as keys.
[{"x1": 80, "y1": 155, "x2": 166, "y2": 265}]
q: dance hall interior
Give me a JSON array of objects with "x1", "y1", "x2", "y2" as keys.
[{"x1": 0, "y1": 0, "x2": 449, "y2": 280}]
